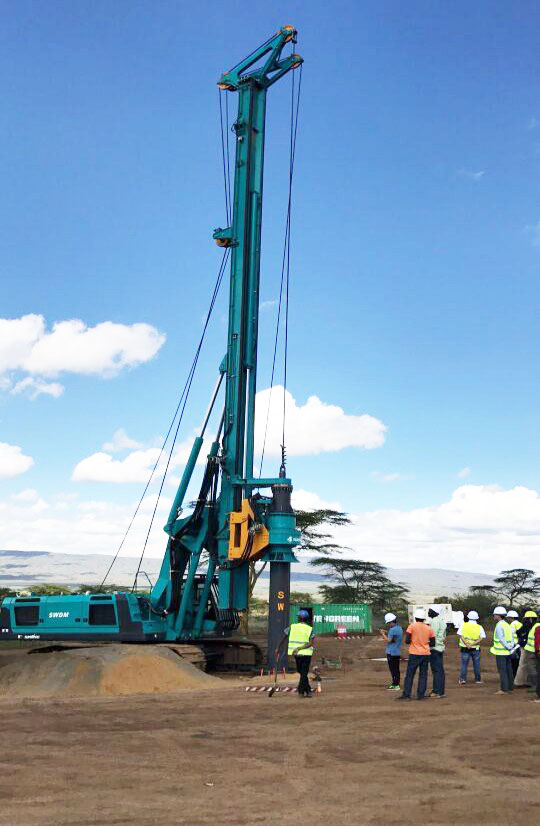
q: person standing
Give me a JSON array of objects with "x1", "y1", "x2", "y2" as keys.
[
  {"x1": 531, "y1": 616, "x2": 540, "y2": 704},
  {"x1": 507, "y1": 610, "x2": 522, "y2": 678},
  {"x1": 397, "y1": 609, "x2": 435, "y2": 701},
  {"x1": 276, "y1": 609, "x2": 315, "y2": 698},
  {"x1": 490, "y1": 606, "x2": 518, "y2": 695},
  {"x1": 428, "y1": 607, "x2": 447, "y2": 697},
  {"x1": 379, "y1": 612, "x2": 403, "y2": 691},
  {"x1": 457, "y1": 610, "x2": 486, "y2": 685},
  {"x1": 521, "y1": 610, "x2": 540, "y2": 693},
  {"x1": 514, "y1": 610, "x2": 539, "y2": 687}
]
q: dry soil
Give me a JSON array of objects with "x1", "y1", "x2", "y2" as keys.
[{"x1": 0, "y1": 634, "x2": 538, "y2": 826}]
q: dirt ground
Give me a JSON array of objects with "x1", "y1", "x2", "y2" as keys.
[{"x1": 1, "y1": 634, "x2": 539, "y2": 826}]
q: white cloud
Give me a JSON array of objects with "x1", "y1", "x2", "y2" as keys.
[
  {"x1": 11, "y1": 377, "x2": 64, "y2": 399},
  {"x1": 457, "y1": 466, "x2": 471, "y2": 479},
  {"x1": 255, "y1": 387, "x2": 386, "y2": 457},
  {"x1": 260, "y1": 300, "x2": 278, "y2": 311},
  {"x1": 0, "y1": 491, "x2": 173, "y2": 560},
  {"x1": 457, "y1": 169, "x2": 485, "y2": 181},
  {"x1": 72, "y1": 439, "x2": 197, "y2": 483},
  {"x1": 0, "y1": 314, "x2": 165, "y2": 397},
  {"x1": 0, "y1": 443, "x2": 34, "y2": 478},
  {"x1": 72, "y1": 389, "x2": 386, "y2": 484},
  {"x1": 330, "y1": 484, "x2": 540, "y2": 573},
  {"x1": 3, "y1": 484, "x2": 540, "y2": 576},
  {"x1": 372, "y1": 471, "x2": 411, "y2": 483},
  {"x1": 292, "y1": 489, "x2": 343, "y2": 511},
  {"x1": 11, "y1": 488, "x2": 39, "y2": 502},
  {"x1": 524, "y1": 221, "x2": 540, "y2": 247},
  {"x1": 102, "y1": 428, "x2": 144, "y2": 453}
]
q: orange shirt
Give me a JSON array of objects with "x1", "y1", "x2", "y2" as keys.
[{"x1": 405, "y1": 622, "x2": 435, "y2": 655}]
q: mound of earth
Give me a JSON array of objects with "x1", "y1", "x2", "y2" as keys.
[{"x1": 0, "y1": 644, "x2": 222, "y2": 699}]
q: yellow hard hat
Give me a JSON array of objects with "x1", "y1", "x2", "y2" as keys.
[{"x1": 524, "y1": 610, "x2": 537, "y2": 618}]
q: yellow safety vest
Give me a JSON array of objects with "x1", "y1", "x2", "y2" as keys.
[
  {"x1": 490, "y1": 621, "x2": 516, "y2": 656},
  {"x1": 524, "y1": 622, "x2": 540, "y2": 653},
  {"x1": 459, "y1": 622, "x2": 483, "y2": 649},
  {"x1": 511, "y1": 620, "x2": 523, "y2": 632},
  {"x1": 288, "y1": 622, "x2": 313, "y2": 656}
]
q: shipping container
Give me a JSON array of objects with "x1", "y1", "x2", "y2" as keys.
[{"x1": 290, "y1": 603, "x2": 372, "y2": 634}]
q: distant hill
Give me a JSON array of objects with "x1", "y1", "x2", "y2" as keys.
[{"x1": 0, "y1": 549, "x2": 495, "y2": 602}]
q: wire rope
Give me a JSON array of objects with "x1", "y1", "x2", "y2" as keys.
[
  {"x1": 131, "y1": 247, "x2": 230, "y2": 590},
  {"x1": 258, "y1": 63, "x2": 303, "y2": 477},
  {"x1": 99, "y1": 248, "x2": 230, "y2": 590},
  {"x1": 219, "y1": 90, "x2": 231, "y2": 223}
]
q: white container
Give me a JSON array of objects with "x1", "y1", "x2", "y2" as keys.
[{"x1": 408, "y1": 603, "x2": 454, "y2": 625}]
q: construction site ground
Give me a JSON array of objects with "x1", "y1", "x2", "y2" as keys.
[{"x1": 1, "y1": 633, "x2": 539, "y2": 826}]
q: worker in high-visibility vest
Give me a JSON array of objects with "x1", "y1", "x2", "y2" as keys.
[
  {"x1": 490, "y1": 607, "x2": 518, "y2": 694},
  {"x1": 521, "y1": 610, "x2": 540, "y2": 692},
  {"x1": 457, "y1": 610, "x2": 486, "y2": 685},
  {"x1": 532, "y1": 612, "x2": 540, "y2": 704},
  {"x1": 276, "y1": 609, "x2": 315, "y2": 698},
  {"x1": 507, "y1": 609, "x2": 523, "y2": 677}
]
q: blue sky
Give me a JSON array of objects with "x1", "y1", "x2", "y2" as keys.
[{"x1": 1, "y1": 1, "x2": 540, "y2": 573}]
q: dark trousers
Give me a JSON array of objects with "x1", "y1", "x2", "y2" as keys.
[
  {"x1": 430, "y1": 649, "x2": 445, "y2": 695},
  {"x1": 402, "y1": 654, "x2": 429, "y2": 698},
  {"x1": 537, "y1": 655, "x2": 540, "y2": 699},
  {"x1": 387, "y1": 654, "x2": 401, "y2": 686},
  {"x1": 295, "y1": 655, "x2": 312, "y2": 695},
  {"x1": 511, "y1": 650, "x2": 520, "y2": 677},
  {"x1": 495, "y1": 655, "x2": 514, "y2": 692}
]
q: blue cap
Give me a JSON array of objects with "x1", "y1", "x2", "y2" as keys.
[{"x1": 298, "y1": 609, "x2": 309, "y2": 619}]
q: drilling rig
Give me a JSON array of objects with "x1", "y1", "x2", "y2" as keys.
[{"x1": 1, "y1": 27, "x2": 303, "y2": 672}]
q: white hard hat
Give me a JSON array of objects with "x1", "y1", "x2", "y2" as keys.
[
  {"x1": 467, "y1": 610, "x2": 479, "y2": 620},
  {"x1": 414, "y1": 608, "x2": 426, "y2": 620},
  {"x1": 493, "y1": 606, "x2": 507, "y2": 616},
  {"x1": 384, "y1": 612, "x2": 397, "y2": 623},
  {"x1": 507, "y1": 610, "x2": 519, "y2": 618}
]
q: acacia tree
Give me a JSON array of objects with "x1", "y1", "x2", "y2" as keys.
[
  {"x1": 311, "y1": 558, "x2": 409, "y2": 614},
  {"x1": 493, "y1": 569, "x2": 540, "y2": 607}
]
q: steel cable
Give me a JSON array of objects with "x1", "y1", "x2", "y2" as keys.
[
  {"x1": 99, "y1": 248, "x2": 230, "y2": 591},
  {"x1": 258, "y1": 63, "x2": 303, "y2": 477}
]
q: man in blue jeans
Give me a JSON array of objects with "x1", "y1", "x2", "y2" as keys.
[
  {"x1": 428, "y1": 607, "x2": 447, "y2": 698},
  {"x1": 397, "y1": 609, "x2": 435, "y2": 701},
  {"x1": 457, "y1": 610, "x2": 486, "y2": 684}
]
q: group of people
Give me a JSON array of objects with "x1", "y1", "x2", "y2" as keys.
[{"x1": 380, "y1": 606, "x2": 540, "y2": 700}]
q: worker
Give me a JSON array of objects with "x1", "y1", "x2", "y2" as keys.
[
  {"x1": 397, "y1": 609, "x2": 435, "y2": 701},
  {"x1": 428, "y1": 607, "x2": 446, "y2": 697},
  {"x1": 507, "y1": 609, "x2": 522, "y2": 677},
  {"x1": 521, "y1": 610, "x2": 540, "y2": 693},
  {"x1": 514, "y1": 610, "x2": 539, "y2": 687},
  {"x1": 490, "y1": 606, "x2": 518, "y2": 694},
  {"x1": 276, "y1": 609, "x2": 314, "y2": 698},
  {"x1": 532, "y1": 614, "x2": 540, "y2": 704},
  {"x1": 379, "y1": 612, "x2": 403, "y2": 690},
  {"x1": 457, "y1": 610, "x2": 486, "y2": 685}
]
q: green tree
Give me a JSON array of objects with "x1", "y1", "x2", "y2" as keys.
[
  {"x1": 290, "y1": 591, "x2": 313, "y2": 604},
  {"x1": 0, "y1": 586, "x2": 17, "y2": 599},
  {"x1": 312, "y1": 558, "x2": 409, "y2": 612},
  {"x1": 447, "y1": 588, "x2": 497, "y2": 621},
  {"x1": 493, "y1": 569, "x2": 540, "y2": 607},
  {"x1": 28, "y1": 583, "x2": 72, "y2": 596},
  {"x1": 73, "y1": 583, "x2": 124, "y2": 594}
]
